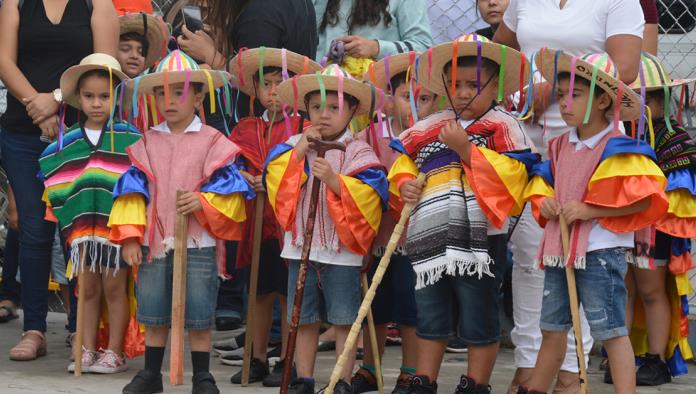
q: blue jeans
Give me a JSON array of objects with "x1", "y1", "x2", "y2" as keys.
[
  {"x1": 0, "y1": 130, "x2": 56, "y2": 332},
  {"x1": 0, "y1": 228, "x2": 21, "y2": 305}
]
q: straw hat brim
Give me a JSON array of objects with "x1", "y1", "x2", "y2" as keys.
[
  {"x1": 417, "y1": 41, "x2": 529, "y2": 97},
  {"x1": 119, "y1": 14, "x2": 167, "y2": 67},
  {"x1": 134, "y1": 70, "x2": 231, "y2": 95},
  {"x1": 60, "y1": 64, "x2": 128, "y2": 110},
  {"x1": 229, "y1": 48, "x2": 321, "y2": 97},
  {"x1": 535, "y1": 49, "x2": 642, "y2": 121},
  {"x1": 276, "y1": 74, "x2": 378, "y2": 116},
  {"x1": 363, "y1": 53, "x2": 415, "y2": 93},
  {"x1": 630, "y1": 78, "x2": 696, "y2": 92}
]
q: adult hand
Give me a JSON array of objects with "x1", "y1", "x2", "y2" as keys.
[
  {"x1": 38, "y1": 115, "x2": 60, "y2": 140},
  {"x1": 122, "y1": 238, "x2": 142, "y2": 266},
  {"x1": 336, "y1": 35, "x2": 380, "y2": 59},
  {"x1": 177, "y1": 191, "x2": 203, "y2": 215},
  {"x1": 400, "y1": 178, "x2": 424, "y2": 203},
  {"x1": 23, "y1": 93, "x2": 59, "y2": 124},
  {"x1": 177, "y1": 25, "x2": 218, "y2": 65}
]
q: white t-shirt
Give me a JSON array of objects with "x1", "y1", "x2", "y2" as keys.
[
  {"x1": 84, "y1": 128, "x2": 102, "y2": 146},
  {"x1": 503, "y1": 0, "x2": 644, "y2": 155}
]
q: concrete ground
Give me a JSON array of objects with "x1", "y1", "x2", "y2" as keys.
[{"x1": 1, "y1": 312, "x2": 695, "y2": 393}]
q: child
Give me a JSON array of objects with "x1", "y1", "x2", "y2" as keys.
[
  {"x1": 227, "y1": 47, "x2": 320, "y2": 387},
  {"x1": 109, "y1": 50, "x2": 253, "y2": 394},
  {"x1": 267, "y1": 64, "x2": 389, "y2": 394},
  {"x1": 117, "y1": 13, "x2": 167, "y2": 78},
  {"x1": 389, "y1": 34, "x2": 537, "y2": 394},
  {"x1": 521, "y1": 49, "x2": 670, "y2": 394},
  {"x1": 415, "y1": 87, "x2": 440, "y2": 120},
  {"x1": 620, "y1": 52, "x2": 696, "y2": 386},
  {"x1": 350, "y1": 52, "x2": 425, "y2": 394},
  {"x1": 38, "y1": 54, "x2": 140, "y2": 374}
]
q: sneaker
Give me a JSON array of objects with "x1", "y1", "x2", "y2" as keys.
[
  {"x1": 212, "y1": 333, "x2": 245, "y2": 357},
  {"x1": 122, "y1": 370, "x2": 163, "y2": 394},
  {"x1": 91, "y1": 349, "x2": 128, "y2": 374},
  {"x1": 332, "y1": 379, "x2": 352, "y2": 394},
  {"x1": 351, "y1": 367, "x2": 378, "y2": 393},
  {"x1": 445, "y1": 337, "x2": 468, "y2": 353},
  {"x1": 407, "y1": 375, "x2": 437, "y2": 394},
  {"x1": 267, "y1": 346, "x2": 281, "y2": 366},
  {"x1": 263, "y1": 361, "x2": 297, "y2": 387},
  {"x1": 288, "y1": 377, "x2": 315, "y2": 394},
  {"x1": 230, "y1": 358, "x2": 269, "y2": 384},
  {"x1": 454, "y1": 375, "x2": 491, "y2": 393},
  {"x1": 221, "y1": 346, "x2": 281, "y2": 367},
  {"x1": 192, "y1": 371, "x2": 220, "y2": 394},
  {"x1": 392, "y1": 373, "x2": 413, "y2": 394},
  {"x1": 386, "y1": 324, "x2": 402, "y2": 346},
  {"x1": 317, "y1": 340, "x2": 336, "y2": 352},
  {"x1": 67, "y1": 348, "x2": 100, "y2": 373},
  {"x1": 636, "y1": 353, "x2": 671, "y2": 386},
  {"x1": 215, "y1": 315, "x2": 242, "y2": 331}
]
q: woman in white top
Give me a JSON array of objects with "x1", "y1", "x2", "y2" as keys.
[{"x1": 493, "y1": 1, "x2": 644, "y2": 392}]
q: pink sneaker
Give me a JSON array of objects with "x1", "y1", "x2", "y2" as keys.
[
  {"x1": 90, "y1": 349, "x2": 127, "y2": 374},
  {"x1": 67, "y1": 348, "x2": 100, "y2": 373}
]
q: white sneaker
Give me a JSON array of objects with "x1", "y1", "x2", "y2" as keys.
[
  {"x1": 67, "y1": 348, "x2": 100, "y2": 373},
  {"x1": 89, "y1": 349, "x2": 127, "y2": 374}
]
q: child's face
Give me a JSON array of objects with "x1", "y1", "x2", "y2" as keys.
[
  {"x1": 118, "y1": 39, "x2": 146, "y2": 78},
  {"x1": 416, "y1": 89, "x2": 438, "y2": 119},
  {"x1": 154, "y1": 82, "x2": 204, "y2": 126},
  {"x1": 390, "y1": 82, "x2": 412, "y2": 127},
  {"x1": 478, "y1": 0, "x2": 509, "y2": 26},
  {"x1": 445, "y1": 65, "x2": 499, "y2": 120},
  {"x1": 255, "y1": 71, "x2": 283, "y2": 114},
  {"x1": 306, "y1": 92, "x2": 356, "y2": 138},
  {"x1": 78, "y1": 75, "x2": 112, "y2": 126},
  {"x1": 645, "y1": 92, "x2": 665, "y2": 119},
  {"x1": 556, "y1": 78, "x2": 611, "y2": 127}
]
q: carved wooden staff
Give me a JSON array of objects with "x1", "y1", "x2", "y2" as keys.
[
  {"x1": 280, "y1": 137, "x2": 346, "y2": 394},
  {"x1": 170, "y1": 190, "x2": 189, "y2": 385},
  {"x1": 73, "y1": 251, "x2": 87, "y2": 376}
]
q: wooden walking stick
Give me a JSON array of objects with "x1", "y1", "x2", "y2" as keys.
[
  {"x1": 241, "y1": 192, "x2": 266, "y2": 386},
  {"x1": 73, "y1": 251, "x2": 87, "y2": 376},
  {"x1": 361, "y1": 271, "x2": 384, "y2": 394},
  {"x1": 280, "y1": 137, "x2": 347, "y2": 394},
  {"x1": 559, "y1": 215, "x2": 589, "y2": 394},
  {"x1": 325, "y1": 173, "x2": 426, "y2": 394},
  {"x1": 170, "y1": 190, "x2": 189, "y2": 385}
]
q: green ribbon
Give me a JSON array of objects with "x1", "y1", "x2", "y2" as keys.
[
  {"x1": 316, "y1": 71, "x2": 326, "y2": 112},
  {"x1": 582, "y1": 55, "x2": 604, "y2": 124},
  {"x1": 497, "y1": 46, "x2": 507, "y2": 103},
  {"x1": 258, "y1": 46, "x2": 266, "y2": 88}
]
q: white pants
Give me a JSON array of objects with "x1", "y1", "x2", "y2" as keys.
[{"x1": 509, "y1": 206, "x2": 593, "y2": 372}]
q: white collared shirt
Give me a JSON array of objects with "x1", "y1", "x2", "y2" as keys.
[{"x1": 568, "y1": 124, "x2": 634, "y2": 252}]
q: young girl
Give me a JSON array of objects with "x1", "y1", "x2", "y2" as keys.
[{"x1": 39, "y1": 53, "x2": 141, "y2": 374}]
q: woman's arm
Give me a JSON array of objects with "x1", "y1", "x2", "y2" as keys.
[
  {"x1": 0, "y1": 0, "x2": 39, "y2": 106},
  {"x1": 91, "y1": 0, "x2": 119, "y2": 56},
  {"x1": 606, "y1": 34, "x2": 642, "y2": 84},
  {"x1": 492, "y1": 22, "x2": 520, "y2": 50}
]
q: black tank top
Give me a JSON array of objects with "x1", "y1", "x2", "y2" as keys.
[{"x1": 0, "y1": 0, "x2": 93, "y2": 135}]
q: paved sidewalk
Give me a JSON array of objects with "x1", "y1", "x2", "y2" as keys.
[{"x1": 1, "y1": 312, "x2": 695, "y2": 393}]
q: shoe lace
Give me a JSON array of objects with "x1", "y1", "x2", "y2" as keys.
[{"x1": 98, "y1": 349, "x2": 123, "y2": 367}]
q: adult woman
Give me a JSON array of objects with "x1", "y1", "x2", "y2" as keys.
[
  {"x1": 313, "y1": 0, "x2": 433, "y2": 61},
  {"x1": 494, "y1": 0, "x2": 644, "y2": 392},
  {"x1": 0, "y1": 0, "x2": 118, "y2": 361}
]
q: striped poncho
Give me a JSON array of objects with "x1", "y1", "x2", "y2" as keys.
[{"x1": 39, "y1": 122, "x2": 141, "y2": 273}]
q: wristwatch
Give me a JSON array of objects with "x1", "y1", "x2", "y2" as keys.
[{"x1": 53, "y1": 88, "x2": 63, "y2": 103}]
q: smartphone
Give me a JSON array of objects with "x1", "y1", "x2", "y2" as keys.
[{"x1": 181, "y1": 5, "x2": 204, "y2": 33}]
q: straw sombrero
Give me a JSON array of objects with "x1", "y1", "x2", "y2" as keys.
[
  {"x1": 60, "y1": 53, "x2": 128, "y2": 110},
  {"x1": 229, "y1": 47, "x2": 321, "y2": 97},
  {"x1": 363, "y1": 51, "x2": 418, "y2": 94},
  {"x1": 629, "y1": 52, "x2": 695, "y2": 91},
  {"x1": 535, "y1": 48, "x2": 642, "y2": 121},
  {"x1": 276, "y1": 64, "x2": 381, "y2": 116},
  {"x1": 119, "y1": 13, "x2": 168, "y2": 67},
  {"x1": 417, "y1": 34, "x2": 530, "y2": 99},
  {"x1": 133, "y1": 50, "x2": 231, "y2": 95}
]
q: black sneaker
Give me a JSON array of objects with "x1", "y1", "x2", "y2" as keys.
[
  {"x1": 230, "y1": 358, "x2": 269, "y2": 384},
  {"x1": 192, "y1": 372, "x2": 220, "y2": 394},
  {"x1": 636, "y1": 353, "x2": 671, "y2": 386},
  {"x1": 288, "y1": 377, "x2": 315, "y2": 394},
  {"x1": 263, "y1": 361, "x2": 297, "y2": 387},
  {"x1": 392, "y1": 373, "x2": 413, "y2": 394},
  {"x1": 351, "y1": 367, "x2": 378, "y2": 393},
  {"x1": 454, "y1": 375, "x2": 490, "y2": 393},
  {"x1": 333, "y1": 379, "x2": 352, "y2": 394},
  {"x1": 407, "y1": 375, "x2": 437, "y2": 394},
  {"x1": 215, "y1": 316, "x2": 242, "y2": 331},
  {"x1": 122, "y1": 370, "x2": 163, "y2": 394},
  {"x1": 212, "y1": 332, "x2": 245, "y2": 357},
  {"x1": 445, "y1": 337, "x2": 468, "y2": 353}
]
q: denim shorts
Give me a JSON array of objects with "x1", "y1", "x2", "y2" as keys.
[
  {"x1": 286, "y1": 260, "x2": 361, "y2": 325},
  {"x1": 540, "y1": 248, "x2": 629, "y2": 341},
  {"x1": 414, "y1": 235, "x2": 506, "y2": 344},
  {"x1": 368, "y1": 254, "x2": 417, "y2": 326},
  {"x1": 136, "y1": 247, "x2": 219, "y2": 329}
]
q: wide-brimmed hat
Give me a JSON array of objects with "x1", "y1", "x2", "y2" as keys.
[
  {"x1": 229, "y1": 47, "x2": 321, "y2": 97},
  {"x1": 276, "y1": 64, "x2": 381, "y2": 116},
  {"x1": 535, "y1": 48, "x2": 642, "y2": 121},
  {"x1": 629, "y1": 52, "x2": 695, "y2": 91},
  {"x1": 119, "y1": 13, "x2": 168, "y2": 67},
  {"x1": 364, "y1": 51, "x2": 419, "y2": 94},
  {"x1": 417, "y1": 33, "x2": 530, "y2": 98},
  {"x1": 60, "y1": 53, "x2": 128, "y2": 110},
  {"x1": 133, "y1": 50, "x2": 231, "y2": 95}
]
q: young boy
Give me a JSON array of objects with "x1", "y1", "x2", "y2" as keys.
[
  {"x1": 521, "y1": 49, "x2": 670, "y2": 394},
  {"x1": 390, "y1": 34, "x2": 537, "y2": 393},
  {"x1": 267, "y1": 64, "x2": 389, "y2": 394},
  {"x1": 227, "y1": 47, "x2": 320, "y2": 387},
  {"x1": 39, "y1": 54, "x2": 141, "y2": 374},
  {"x1": 109, "y1": 50, "x2": 254, "y2": 394},
  {"x1": 117, "y1": 13, "x2": 166, "y2": 78}
]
